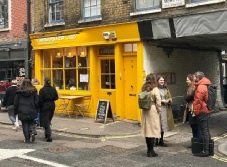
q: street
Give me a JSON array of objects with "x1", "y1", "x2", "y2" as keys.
[{"x1": 0, "y1": 111, "x2": 227, "y2": 167}]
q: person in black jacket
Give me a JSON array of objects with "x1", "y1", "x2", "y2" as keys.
[
  {"x1": 2, "y1": 79, "x2": 19, "y2": 131},
  {"x1": 184, "y1": 74, "x2": 202, "y2": 148},
  {"x1": 14, "y1": 79, "x2": 39, "y2": 143},
  {"x1": 39, "y1": 77, "x2": 58, "y2": 142}
]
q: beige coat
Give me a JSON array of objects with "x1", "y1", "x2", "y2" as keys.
[{"x1": 141, "y1": 87, "x2": 161, "y2": 138}]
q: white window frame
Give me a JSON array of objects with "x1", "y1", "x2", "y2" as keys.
[
  {"x1": 135, "y1": 0, "x2": 160, "y2": 11},
  {"x1": 48, "y1": 0, "x2": 64, "y2": 23},
  {"x1": 0, "y1": 0, "x2": 11, "y2": 31},
  {"x1": 83, "y1": 0, "x2": 101, "y2": 19}
]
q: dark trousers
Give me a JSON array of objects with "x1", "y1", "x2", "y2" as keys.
[
  {"x1": 196, "y1": 113, "x2": 211, "y2": 152},
  {"x1": 44, "y1": 120, "x2": 52, "y2": 137},
  {"x1": 21, "y1": 120, "x2": 34, "y2": 142},
  {"x1": 191, "y1": 124, "x2": 202, "y2": 138}
]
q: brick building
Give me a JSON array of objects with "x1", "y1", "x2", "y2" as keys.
[
  {"x1": 0, "y1": 0, "x2": 32, "y2": 83},
  {"x1": 30, "y1": 0, "x2": 227, "y2": 121}
]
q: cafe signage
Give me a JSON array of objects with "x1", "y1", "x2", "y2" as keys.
[
  {"x1": 37, "y1": 35, "x2": 76, "y2": 46},
  {"x1": 162, "y1": 0, "x2": 185, "y2": 9}
]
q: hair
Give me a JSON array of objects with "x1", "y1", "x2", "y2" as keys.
[
  {"x1": 156, "y1": 75, "x2": 167, "y2": 87},
  {"x1": 18, "y1": 78, "x2": 36, "y2": 93},
  {"x1": 194, "y1": 71, "x2": 205, "y2": 80},
  {"x1": 44, "y1": 77, "x2": 51, "y2": 86},
  {"x1": 11, "y1": 79, "x2": 17, "y2": 85},
  {"x1": 142, "y1": 74, "x2": 156, "y2": 91},
  {"x1": 187, "y1": 74, "x2": 195, "y2": 94}
]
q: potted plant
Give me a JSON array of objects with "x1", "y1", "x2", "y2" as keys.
[{"x1": 53, "y1": 78, "x2": 60, "y2": 90}]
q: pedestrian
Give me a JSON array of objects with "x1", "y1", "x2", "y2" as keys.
[
  {"x1": 14, "y1": 79, "x2": 39, "y2": 143},
  {"x1": 193, "y1": 71, "x2": 212, "y2": 157},
  {"x1": 184, "y1": 74, "x2": 202, "y2": 148},
  {"x1": 39, "y1": 77, "x2": 58, "y2": 142},
  {"x1": 141, "y1": 74, "x2": 161, "y2": 157},
  {"x1": 2, "y1": 79, "x2": 19, "y2": 131},
  {"x1": 156, "y1": 75, "x2": 175, "y2": 147}
]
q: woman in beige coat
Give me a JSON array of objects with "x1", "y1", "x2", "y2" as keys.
[{"x1": 141, "y1": 74, "x2": 161, "y2": 157}]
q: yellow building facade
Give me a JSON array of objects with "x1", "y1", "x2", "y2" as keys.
[{"x1": 30, "y1": 22, "x2": 145, "y2": 121}]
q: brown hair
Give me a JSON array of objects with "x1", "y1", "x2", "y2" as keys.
[
  {"x1": 187, "y1": 74, "x2": 195, "y2": 94},
  {"x1": 142, "y1": 74, "x2": 156, "y2": 91},
  {"x1": 18, "y1": 78, "x2": 37, "y2": 93},
  {"x1": 156, "y1": 75, "x2": 167, "y2": 88}
]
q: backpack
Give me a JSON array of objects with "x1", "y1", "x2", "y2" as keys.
[
  {"x1": 207, "y1": 85, "x2": 217, "y2": 110},
  {"x1": 138, "y1": 91, "x2": 151, "y2": 110}
]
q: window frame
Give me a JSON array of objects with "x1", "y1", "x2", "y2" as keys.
[
  {"x1": 48, "y1": 0, "x2": 64, "y2": 24},
  {"x1": 0, "y1": 0, "x2": 9, "y2": 30},
  {"x1": 135, "y1": 0, "x2": 160, "y2": 11},
  {"x1": 82, "y1": 0, "x2": 101, "y2": 19}
]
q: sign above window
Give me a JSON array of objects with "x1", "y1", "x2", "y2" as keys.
[
  {"x1": 162, "y1": 0, "x2": 185, "y2": 9},
  {"x1": 99, "y1": 45, "x2": 114, "y2": 55}
]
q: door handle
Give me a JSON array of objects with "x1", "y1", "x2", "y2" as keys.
[{"x1": 129, "y1": 94, "x2": 136, "y2": 96}]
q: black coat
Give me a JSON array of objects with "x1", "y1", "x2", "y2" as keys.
[
  {"x1": 39, "y1": 84, "x2": 58, "y2": 127},
  {"x1": 2, "y1": 85, "x2": 18, "y2": 107},
  {"x1": 14, "y1": 90, "x2": 39, "y2": 121}
]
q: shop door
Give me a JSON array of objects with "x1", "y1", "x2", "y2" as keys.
[
  {"x1": 98, "y1": 59, "x2": 116, "y2": 114},
  {"x1": 123, "y1": 56, "x2": 137, "y2": 120}
]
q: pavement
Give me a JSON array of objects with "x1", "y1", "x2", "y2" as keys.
[{"x1": 0, "y1": 109, "x2": 226, "y2": 156}]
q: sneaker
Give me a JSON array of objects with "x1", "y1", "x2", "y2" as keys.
[
  {"x1": 15, "y1": 126, "x2": 19, "y2": 132},
  {"x1": 46, "y1": 138, "x2": 52, "y2": 142}
]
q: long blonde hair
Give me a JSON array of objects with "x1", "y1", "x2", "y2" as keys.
[{"x1": 187, "y1": 74, "x2": 195, "y2": 94}]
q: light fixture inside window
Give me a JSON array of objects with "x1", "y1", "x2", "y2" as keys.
[
  {"x1": 56, "y1": 52, "x2": 62, "y2": 58},
  {"x1": 67, "y1": 52, "x2": 73, "y2": 58},
  {"x1": 78, "y1": 46, "x2": 87, "y2": 57}
]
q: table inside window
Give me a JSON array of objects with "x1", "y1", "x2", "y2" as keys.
[{"x1": 58, "y1": 95, "x2": 83, "y2": 117}]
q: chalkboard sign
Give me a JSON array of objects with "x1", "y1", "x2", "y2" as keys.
[{"x1": 95, "y1": 100, "x2": 114, "y2": 124}]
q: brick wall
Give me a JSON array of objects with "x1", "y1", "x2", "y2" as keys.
[
  {"x1": 143, "y1": 44, "x2": 221, "y2": 105},
  {"x1": 0, "y1": 0, "x2": 27, "y2": 43}
]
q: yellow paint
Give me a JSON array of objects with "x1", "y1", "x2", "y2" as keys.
[{"x1": 30, "y1": 22, "x2": 146, "y2": 121}]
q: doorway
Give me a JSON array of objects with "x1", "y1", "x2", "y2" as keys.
[{"x1": 123, "y1": 56, "x2": 138, "y2": 120}]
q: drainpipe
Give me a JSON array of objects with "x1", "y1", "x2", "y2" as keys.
[{"x1": 27, "y1": 0, "x2": 31, "y2": 79}]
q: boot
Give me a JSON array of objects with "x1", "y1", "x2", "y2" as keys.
[
  {"x1": 154, "y1": 138, "x2": 159, "y2": 147},
  {"x1": 145, "y1": 138, "x2": 151, "y2": 157},
  {"x1": 194, "y1": 139, "x2": 209, "y2": 157},
  {"x1": 159, "y1": 132, "x2": 167, "y2": 147},
  {"x1": 46, "y1": 134, "x2": 52, "y2": 142},
  {"x1": 150, "y1": 138, "x2": 158, "y2": 157}
]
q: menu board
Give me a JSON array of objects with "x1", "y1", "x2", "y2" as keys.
[{"x1": 95, "y1": 100, "x2": 114, "y2": 123}]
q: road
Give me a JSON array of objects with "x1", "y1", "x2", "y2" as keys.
[{"x1": 0, "y1": 111, "x2": 226, "y2": 167}]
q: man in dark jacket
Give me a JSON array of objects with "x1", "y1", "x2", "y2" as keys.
[
  {"x1": 193, "y1": 71, "x2": 212, "y2": 157},
  {"x1": 2, "y1": 80, "x2": 19, "y2": 131}
]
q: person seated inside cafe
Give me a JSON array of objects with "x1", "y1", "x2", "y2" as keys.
[{"x1": 66, "y1": 78, "x2": 76, "y2": 90}]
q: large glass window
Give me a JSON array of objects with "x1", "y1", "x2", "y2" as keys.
[
  {"x1": 101, "y1": 59, "x2": 115, "y2": 89},
  {"x1": 83, "y1": 0, "x2": 101, "y2": 19},
  {"x1": 0, "y1": 0, "x2": 9, "y2": 29},
  {"x1": 40, "y1": 47, "x2": 90, "y2": 91},
  {"x1": 49, "y1": 0, "x2": 64, "y2": 23},
  {"x1": 135, "y1": 0, "x2": 160, "y2": 11}
]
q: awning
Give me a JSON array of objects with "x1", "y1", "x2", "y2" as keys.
[{"x1": 137, "y1": 10, "x2": 227, "y2": 51}]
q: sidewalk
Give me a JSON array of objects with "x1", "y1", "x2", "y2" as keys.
[{"x1": 0, "y1": 110, "x2": 226, "y2": 156}]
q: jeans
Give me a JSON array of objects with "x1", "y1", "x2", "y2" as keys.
[
  {"x1": 21, "y1": 119, "x2": 34, "y2": 142},
  {"x1": 7, "y1": 105, "x2": 18, "y2": 126},
  {"x1": 191, "y1": 124, "x2": 202, "y2": 138},
  {"x1": 197, "y1": 113, "x2": 211, "y2": 152}
]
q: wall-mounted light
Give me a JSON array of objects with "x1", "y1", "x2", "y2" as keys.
[{"x1": 163, "y1": 47, "x2": 173, "y2": 58}]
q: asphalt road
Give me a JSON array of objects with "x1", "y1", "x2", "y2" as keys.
[{"x1": 0, "y1": 111, "x2": 226, "y2": 167}]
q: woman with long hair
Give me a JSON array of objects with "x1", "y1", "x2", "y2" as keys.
[
  {"x1": 184, "y1": 74, "x2": 201, "y2": 147},
  {"x1": 39, "y1": 77, "x2": 58, "y2": 142},
  {"x1": 141, "y1": 74, "x2": 161, "y2": 157},
  {"x1": 156, "y1": 75, "x2": 175, "y2": 147},
  {"x1": 14, "y1": 78, "x2": 39, "y2": 143}
]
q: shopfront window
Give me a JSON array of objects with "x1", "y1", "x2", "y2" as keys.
[
  {"x1": 40, "y1": 47, "x2": 90, "y2": 91},
  {"x1": 101, "y1": 59, "x2": 115, "y2": 89}
]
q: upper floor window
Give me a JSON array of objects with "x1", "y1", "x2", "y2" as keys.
[
  {"x1": 49, "y1": 0, "x2": 64, "y2": 23},
  {"x1": 83, "y1": 0, "x2": 101, "y2": 19},
  {"x1": 135, "y1": 0, "x2": 160, "y2": 11},
  {"x1": 0, "y1": 0, "x2": 8, "y2": 29}
]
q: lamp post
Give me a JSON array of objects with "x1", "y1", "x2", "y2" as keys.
[{"x1": 27, "y1": 0, "x2": 32, "y2": 79}]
